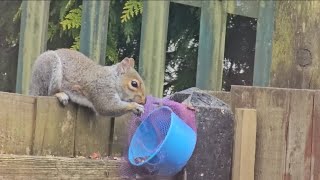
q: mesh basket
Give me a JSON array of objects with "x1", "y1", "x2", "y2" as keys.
[{"x1": 128, "y1": 106, "x2": 197, "y2": 176}]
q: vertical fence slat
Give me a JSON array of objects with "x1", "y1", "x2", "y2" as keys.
[
  {"x1": 138, "y1": 1, "x2": 170, "y2": 97},
  {"x1": 312, "y1": 92, "x2": 320, "y2": 179},
  {"x1": 232, "y1": 108, "x2": 257, "y2": 180},
  {"x1": 284, "y1": 89, "x2": 313, "y2": 179},
  {"x1": 196, "y1": 1, "x2": 227, "y2": 91},
  {"x1": 253, "y1": 1, "x2": 275, "y2": 87},
  {"x1": 80, "y1": 0, "x2": 110, "y2": 65},
  {"x1": 16, "y1": 1, "x2": 50, "y2": 94}
]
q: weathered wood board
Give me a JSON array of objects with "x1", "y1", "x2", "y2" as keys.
[
  {"x1": 271, "y1": 1, "x2": 320, "y2": 89},
  {"x1": 33, "y1": 97, "x2": 77, "y2": 157},
  {"x1": 16, "y1": 1, "x2": 50, "y2": 94},
  {"x1": 231, "y1": 85, "x2": 315, "y2": 180},
  {"x1": 207, "y1": 91, "x2": 231, "y2": 105},
  {"x1": 0, "y1": 92, "x2": 113, "y2": 157},
  {"x1": 232, "y1": 108, "x2": 257, "y2": 180},
  {"x1": 312, "y1": 92, "x2": 320, "y2": 179},
  {"x1": 0, "y1": 154, "x2": 121, "y2": 180},
  {"x1": 110, "y1": 114, "x2": 132, "y2": 157},
  {"x1": 0, "y1": 92, "x2": 36, "y2": 155},
  {"x1": 75, "y1": 106, "x2": 112, "y2": 157}
]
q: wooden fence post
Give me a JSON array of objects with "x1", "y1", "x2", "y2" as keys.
[
  {"x1": 253, "y1": 0, "x2": 275, "y2": 87},
  {"x1": 80, "y1": 0, "x2": 110, "y2": 65},
  {"x1": 270, "y1": 1, "x2": 320, "y2": 89},
  {"x1": 16, "y1": 1, "x2": 50, "y2": 94},
  {"x1": 138, "y1": 1, "x2": 170, "y2": 97},
  {"x1": 232, "y1": 108, "x2": 257, "y2": 180},
  {"x1": 196, "y1": 1, "x2": 227, "y2": 91}
]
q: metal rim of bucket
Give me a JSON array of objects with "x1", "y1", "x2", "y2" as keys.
[{"x1": 128, "y1": 106, "x2": 176, "y2": 166}]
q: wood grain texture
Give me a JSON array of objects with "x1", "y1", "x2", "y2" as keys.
[
  {"x1": 231, "y1": 85, "x2": 317, "y2": 180},
  {"x1": 207, "y1": 91, "x2": 231, "y2": 106},
  {"x1": 79, "y1": 0, "x2": 110, "y2": 65},
  {"x1": 196, "y1": 1, "x2": 227, "y2": 91},
  {"x1": 271, "y1": 1, "x2": 320, "y2": 89},
  {"x1": 110, "y1": 114, "x2": 132, "y2": 157},
  {"x1": 0, "y1": 154, "x2": 121, "y2": 180},
  {"x1": 253, "y1": 0, "x2": 275, "y2": 87},
  {"x1": 138, "y1": 0, "x2": 170, "y2": 97},
  {"x1": 231, "y1": 86, "x2": 289, "y2": 180},
  {"x1": 232, "y1": 108, "x2": 257, "y2": 180},
  {"x1": 16, "y1": 1, "x2": 50, "y2": 94},
  {"x1": 75, "y1": 106, "x2": 112, "y2": 157},
  {"x1": 0, "y1": 92, "x2": 36, "y2": 155},
  {"x1": 311, "y1": 92, "x2": 320, "y2": 179},
  {"x1": 33, "y1": 97, "x2": 77, "y2": 157},
  {"x1": 284, "y1": 89, "x2": 313, "y2": 180},
  {"x1": 226, "y1": 0, "x2": 259, "y2": 19}
]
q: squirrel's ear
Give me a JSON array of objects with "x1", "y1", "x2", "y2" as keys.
[{"x1": 116, "y1": 57, "x2": 135, "y2": 74}]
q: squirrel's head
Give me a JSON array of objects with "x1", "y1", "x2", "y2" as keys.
[{"x1": 116, "y1": 57, "x2": 146, "y2": 105}]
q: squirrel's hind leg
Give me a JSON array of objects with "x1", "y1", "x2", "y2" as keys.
[{"x1": 54, "y1": 92, "x2": 69, "y2": 106}]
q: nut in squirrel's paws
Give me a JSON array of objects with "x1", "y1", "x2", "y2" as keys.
[
  {"x1": 55, "y1": 92, "x2": 69, "y2": 106},
  {"x1": 131, "y1": 102, "x2": 144, "y2": 116}
]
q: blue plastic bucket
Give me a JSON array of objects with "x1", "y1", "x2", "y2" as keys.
[{"x1": 128, "y1": 106, "x2": 197, "y2": 176}]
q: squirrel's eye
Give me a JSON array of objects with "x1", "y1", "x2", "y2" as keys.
[{"x1": 131, "y1": 80, "x2": 138, "y2": 88}]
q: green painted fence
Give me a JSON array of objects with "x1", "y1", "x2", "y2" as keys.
[{"x1": 16, "y1": 0, "x2": 270, "y2": 97}]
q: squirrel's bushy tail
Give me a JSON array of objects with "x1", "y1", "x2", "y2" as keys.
[{"x1": 29, "y1": 50, "x2": 63, "y2": 96}]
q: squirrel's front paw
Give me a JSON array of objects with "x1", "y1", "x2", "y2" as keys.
[
  {"x1": 131, "y1": 102, "x2": 144, "y2": 115},
  {"x1": 54, "y1": 92, "x2": 69, "y2": 106}
]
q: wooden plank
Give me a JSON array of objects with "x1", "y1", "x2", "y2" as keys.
[
  {"x1": 253, "y1": 0, "x2": 275, "y2": 87},
  {"x1": 16, "y1": 1, "x2": 50, "y2": 94},
  {"x1": 110, "y1": 114, "x2": 132, "y2": 157},
  {"x1": 284, "y1": 89, "x2": 313, "y2": 179},
  {"x1": 207, "y1": 91, "x2": 231, "y2": 105},
  {"x1": 75, "y1": 106, "x2": 112, "y2": 157},
  {"x1": 196, "y1": 1, "x2": 227, "y2": 91},
  {"x1": 312, "y1": 91, "x2": 320, "y2": 179},
  {"x1": 231, "y1": 86, "x2": 290, "y2": 180},
  {"x1": 232, "y1": 108, "x2": 257, "y2": 180},
  {"x1": 270, "y1": 1, "x2": 320, "y2": 89},
  {"x1": 79, "y1": 0, "x2": 110, "y2": 65},
  {"x1": 0, "y1": 92, "x2": 36, "y2": 155},
  {"x1": 226, "y1": 0, "x2": 259, "y2": 19},
  {"x1": 230, "y1": 85, "x2": 255, "y2": 111},
  {"x1": 33, "y1": 97, "x2": 77, "y2": 157},
  {"x1": 138, "y1": 1, "x2": 170, "y2": 97},
  {"x1": 0, "y1": 154, "x2": 121, "y2": 180},
  {"x1": 170, "y1": 0, "x2": 202, "y2": 7}
]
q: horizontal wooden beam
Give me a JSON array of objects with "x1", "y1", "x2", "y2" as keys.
[
  {"x1": 0, "y1": 154, "x2": 122, "y2": 179},
  {"x1": 226, "y1": 0, "x2": 259, "y2": 18},
  {"x1": 170, "y1": 0, "x2": 202, "y2": 7}
]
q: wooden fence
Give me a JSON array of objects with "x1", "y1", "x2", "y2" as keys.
[
  {"x1": 15, "y1": 0, "x2": 271, "y2": 97},
  {"x1": 1, "y1": 85, "x2": 319, "y2": 179}
]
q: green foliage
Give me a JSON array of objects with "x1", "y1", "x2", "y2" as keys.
[
  {"x1": 60, "y1": 6, "x2": 82, "y2": 31},
  {"x1": 59, "y1": 4, "x2": 82, "y2": 50},
  {"x1": 121, "y1": 0, "x2": 143, "y2": 23}
]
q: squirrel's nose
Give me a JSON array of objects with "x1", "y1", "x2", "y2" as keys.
[{"x1": 141, "y1": 97, "x2": 147, "y2": 105}]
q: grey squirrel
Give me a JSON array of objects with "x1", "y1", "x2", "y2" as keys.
[{"x1": 29, "y1": 48, "x2": 146, "y2": 117}]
